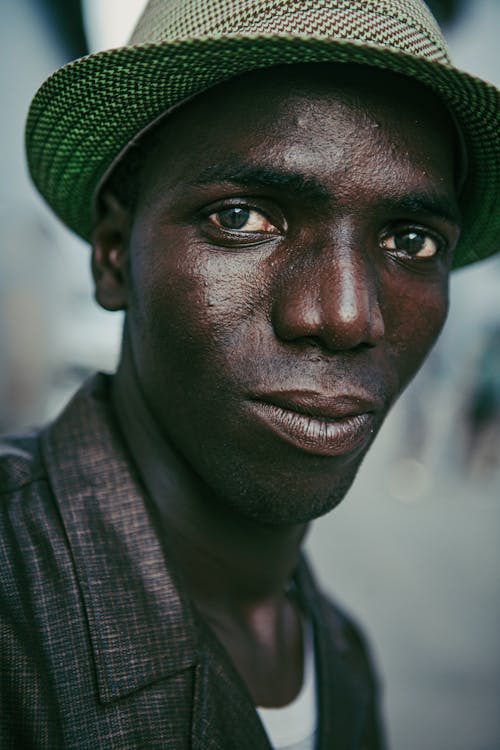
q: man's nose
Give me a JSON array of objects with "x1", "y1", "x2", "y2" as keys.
[{"x1": 270, "y1": 245, "x2": 385, "y2": 351}]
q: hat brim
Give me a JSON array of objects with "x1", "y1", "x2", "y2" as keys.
[{"x1": 26, "y1": 34, "x2": 500, "y2": 268}]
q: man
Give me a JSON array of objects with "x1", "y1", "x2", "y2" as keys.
[{"x1": 1, "y1": 1, "x2": 499, "y2": 748}]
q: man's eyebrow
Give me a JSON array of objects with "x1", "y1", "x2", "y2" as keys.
[
  {"x1": 192, "y1": 161, "x2": 331, "y2": 202},
  {"x1": 190, "y1": 161, "x2": 461, "y2": 224},
  {"x1": 383, "y1": 192, "x2": 462, "y2": 225}
]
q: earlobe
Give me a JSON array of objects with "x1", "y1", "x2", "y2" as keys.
[{"x1": 91, "y1": 192, "x2": 130, "y2": 311}]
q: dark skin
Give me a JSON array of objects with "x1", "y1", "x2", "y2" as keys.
[{"x1": 92, "y1": 65, "x2": 460, "y2": 707}]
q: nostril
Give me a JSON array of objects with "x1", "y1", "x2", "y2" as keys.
[{"x1": 271, "y1": 250, "x2": 385, "y2": 351}]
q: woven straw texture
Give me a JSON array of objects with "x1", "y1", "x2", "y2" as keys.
[{"x1": 26, "y1": 0, "x2": 500, "y2": 268}]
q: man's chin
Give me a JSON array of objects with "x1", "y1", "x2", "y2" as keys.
[{"x1": 211, "y1": 460, "x2": 363, "y2": 528}]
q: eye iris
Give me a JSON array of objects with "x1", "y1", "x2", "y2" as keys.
[
  {"x1": 395, "y1": 231, "x2": 426, "y2": 254},
  {"x1": 218, "y1": 207, "x2": 250, "y2": 229}
]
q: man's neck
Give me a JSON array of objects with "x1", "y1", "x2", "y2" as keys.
[
  {"x1": 112, "y1": 340, "x2": 308, "y2": 615},
  {"x1": 112, "y1": 343, "x2": 308, "y2": 706}
]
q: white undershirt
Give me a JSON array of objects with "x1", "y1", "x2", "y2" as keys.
[{"x1": 257, "y1": 618, "x2": 317, "y2": 750}]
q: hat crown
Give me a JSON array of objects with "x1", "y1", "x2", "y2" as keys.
[{"x1": 130, "y1": 0, "x2": 450, "y2": 64}]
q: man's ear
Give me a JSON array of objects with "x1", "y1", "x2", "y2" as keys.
[{"x1": 91, "y1": 192, "x2": 131, "y2": 311}]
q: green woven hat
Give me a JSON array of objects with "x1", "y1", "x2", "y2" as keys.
[{"x1": 26, "y1": 0, "x2": 500, "y2": 268}]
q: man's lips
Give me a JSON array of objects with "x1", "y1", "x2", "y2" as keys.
[{"x1": 247, "y1": 389, "x2": 382, "y2": 457}]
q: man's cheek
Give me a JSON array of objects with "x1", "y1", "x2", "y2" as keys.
[{"x1": 388, "y1": 294, "x2": 449, "y2": 388}]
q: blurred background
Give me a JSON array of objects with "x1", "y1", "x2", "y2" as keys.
[{"x1": 1, "y1": 0, "x2": 499, "y2": 747}]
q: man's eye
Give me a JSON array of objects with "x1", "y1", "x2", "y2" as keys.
[
  {"x1": 380, "y1": 230, "x2": 442, "y2": 258},
  {"x1": 208, "y1": 207, "x2": 278, "y2": 233}
]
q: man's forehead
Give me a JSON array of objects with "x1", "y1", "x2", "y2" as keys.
[{"x1": 135, "y1": 63, "x2": 457, "y2": 192}]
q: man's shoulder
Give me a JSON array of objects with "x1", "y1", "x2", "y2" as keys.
[
  {"x1": 0, "y1": 373, "x2": 116, "y2": 505},
  {"x1": 2, "y1": 371, "x2": 112, "y2": 470},
  {"x1": 0, "y1": 430, "x2": 57, "y2": 568},
  {"x1": 0, "y1": 430, "x2": 46, "y2": 496}
]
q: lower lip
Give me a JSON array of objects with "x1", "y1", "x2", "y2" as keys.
[{"x1": 249, "y1": 401, "x2": 376, "y2": 457}]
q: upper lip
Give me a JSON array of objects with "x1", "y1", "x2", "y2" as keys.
[{"x1": 251, "y1": 389, "x2": 383, "y2": 420}]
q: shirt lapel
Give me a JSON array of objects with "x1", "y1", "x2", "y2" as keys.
[
  {"x1": 190, "y1": 614, "x2": 272, "y2": 750},
  {"x1": 41, "y1": 374, "x2": 275, "y2": 749}
]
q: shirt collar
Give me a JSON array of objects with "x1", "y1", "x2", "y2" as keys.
[{"x1": 41, "y1": 372, "x2": 199, "y2": 703}]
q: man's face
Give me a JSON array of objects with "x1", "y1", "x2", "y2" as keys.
[{"x1": 111, "y1": 65, "x2": 460, "y2": 525}]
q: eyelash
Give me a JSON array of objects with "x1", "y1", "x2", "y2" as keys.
[
  {"x1": 207, "y1": 206, "x2": 278, "y2": 233},
  {"x1": 199, "y1": 200, "x2": 284, "y2": 245},
  {"x1": 200, "y1": 201, "x2": 449, "y2": 261},
  {"x1": 379, "y1": 226, "x2": 447, "y2": 260}
]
